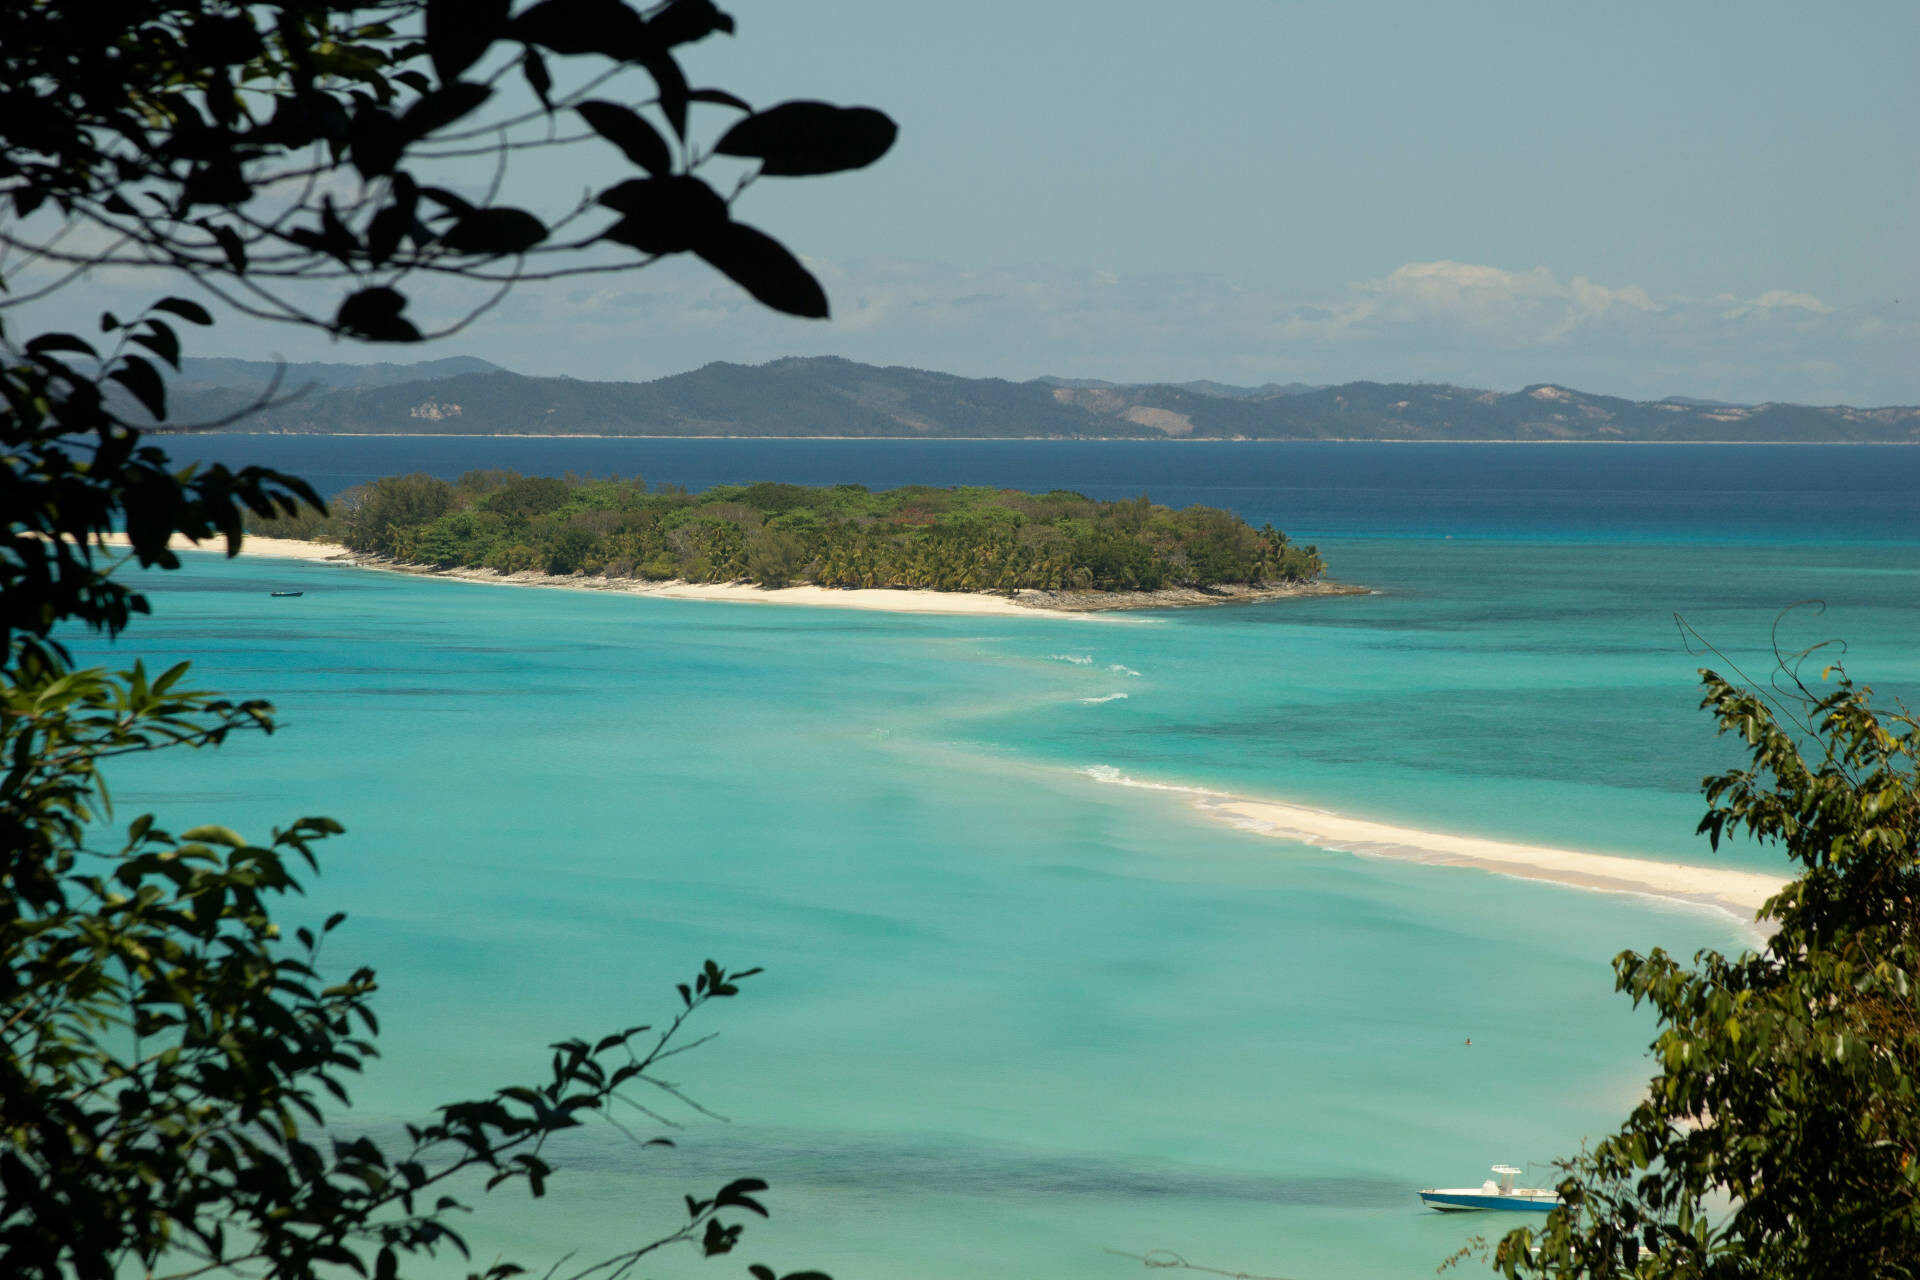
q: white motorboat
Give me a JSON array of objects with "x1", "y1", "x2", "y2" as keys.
[{"x1": 1418, "y1": 1164, "x2": 1562, "y2": 1212}]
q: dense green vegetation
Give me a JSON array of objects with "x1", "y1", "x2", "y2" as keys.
[
  {"x1": 1496, "y1": 656, "x2": 1920, "y2": 1279},
  {"x1": 5, "y1": 1, "x2": 885, "y2": 1276},
  {"x1": 265, "y1": 472, "x2": 1327, "y2": 593}
]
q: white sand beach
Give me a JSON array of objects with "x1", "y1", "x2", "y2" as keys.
[
  {"x1": 92, "y1": 532, "x2": 1088, "y2": 619},
  {"x1": 1081, "y1": 767, "x2": 1786, "y2": 920},
  {"x1": 94, "y1": 531, "x2": 351, "y2": 563}
]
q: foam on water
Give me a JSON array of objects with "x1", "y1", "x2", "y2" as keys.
[{"x1": 1079, "y1": 763, "x2": 1227, "y2": 799}]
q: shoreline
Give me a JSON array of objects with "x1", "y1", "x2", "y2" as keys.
[
  {"x1": 1081, "y1": 766, "x2": 1786, "y2": 923},
  {"x1": 96, "y1": 533, "x2": 1363, "y2": 618},
  {"x1": 98, "y1": 532, "x2": 1784, "y2": 922}
]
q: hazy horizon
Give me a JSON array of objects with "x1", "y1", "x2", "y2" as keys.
[
  {"x1": 179, "y1": 349, "x2": 1916, "y2": 411},
  {"x1": 29, "y1": 2, "x2": 1916, "y2": 405}
]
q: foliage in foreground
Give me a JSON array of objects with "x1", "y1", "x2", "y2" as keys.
[
  {"x1": 264, "y1": 470, "x2": 1328, "y2": 592},
  {"x1": 0, "y1": 670, "x2": 777, "y2": 1276},
  {"x1": 1495, "y1": 654, "x2": 1920, "y2": 1278},
  {"x1": 4, "y1": 0, "x2": 895, "y2": 1275}
]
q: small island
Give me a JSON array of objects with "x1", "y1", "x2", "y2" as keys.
[{"x1": 254, "y1": 472, "x2": 1359, "y2": 611}]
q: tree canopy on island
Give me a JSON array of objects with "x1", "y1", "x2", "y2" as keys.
[
  {"x1": 2, "y1": 2, "x2": 890, "y2": 1278},
  {"x1": 265, "y1": 471, "x2": 1328, "y2": 593}
]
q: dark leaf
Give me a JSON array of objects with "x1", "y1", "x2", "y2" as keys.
[
  {"x1": 200, "y1": 222, "x2": 248, "y2": 272},
  {"x1": 350, "y1": 104, "x2": 405, "y2": 178},
  {"x1": 428, "y1": 0, "x2": 509, "y2": 83},
  {"x1": 648, "y1": 0, "x2": 735, "y2": 47},
  {"x1": 130, "y1": 318, "x2": 181, "y2": 370},
  {"x1": 440, "y1": 208, "x2": 548, "y2": 256},
  {"x1": 335, "y1": 287, "x2": 422, "y2": 342},
  {"x1": 577, "y1": 101, "x2": 672, "y2": 176},
  {"x1": 522, "y1": 48, "x2": 553, "y2": 110},
  {"x1": 26, "y1": 333, "x2": 98, "y2": 358},
  {"x1": 185, "y1": 14, "x2": 264, "y2": 65},
  {"x1": 402, "y1": 82, "x2": 494, "y2": 139},
  {"x1": 109, "y1": 355, "x2": 168, "y2": 419},
  {"x1": 645, "y1": 49, "x2": 691, "y2": 138},
  {"x1": 153, "y1": 296, "x2": 214, "y2": 325},
  {"x1": 702, "y1": 1219, "x2": 741, "y2": 1256},
  {"x1": 367, "y1": 204, "x2": 410, "y2": 266},
  {"x1": 695, "y1": 221, "x2": 828, "y2": 318},
  {"x1": 313, "y1": 197, "x2": 359, "y2": 264},
  {"x1": 182, "y1": 160, "x2": 251, "y2": 207},
  {"x1": 688, "y1": 87, "x2": 752, "y2": 112},
  {"x1": 419, "y1": 186, "x2": 476, "y2": 218},
  {"x1": 511, "y1": 0, "x2": 655, "y2": 59},
  {"x1": 596, "y1": 176, "x2": 728, "y2": 254},
  {"x1": 715, "y1": 101, "x2": 896, "y2": 177},
  {"x1": 714, "y1": 1177, "x2": 770, "y2": 1216}
]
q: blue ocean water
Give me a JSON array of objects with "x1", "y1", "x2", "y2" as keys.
[{"x1": 84, "y1": 440, "x2": 1920, "y2": 1279}]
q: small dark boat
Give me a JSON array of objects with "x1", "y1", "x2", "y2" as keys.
[{"x1": 269, "y1": 590, "x2": 305, "y2": 598}]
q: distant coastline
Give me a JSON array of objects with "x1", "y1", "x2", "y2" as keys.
[
  {"x1": 159, "y1": 355, "x2": 1920, "y2": 443},
  {"x1": 207, "y1": 431, "x2": 1917, "y2": 445}
]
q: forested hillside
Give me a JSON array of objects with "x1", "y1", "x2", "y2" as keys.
[{"x1": 174, "y1": 355, "x2": 1920, "y2": 441}]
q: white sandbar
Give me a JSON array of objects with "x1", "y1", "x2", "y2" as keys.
[
  {"x1": 1081, "y1": 768, "x2": 1786, "y2": 920},
  {"x1": 95, "y1": 531, "x2": 351, "y2": 562}
]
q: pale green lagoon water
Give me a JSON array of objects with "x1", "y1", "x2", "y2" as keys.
[{"x1": 79, "y1": 448, "x2": 1920, "y2": 1279}]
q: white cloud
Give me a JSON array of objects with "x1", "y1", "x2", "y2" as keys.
[
  {"x1": 464, "y1": 256, "x2": 1904, "y2": 403},
  {"x1": 5, "y1": 237, "x2": 1906, "y2": 403},
  {"x1": 1721, "y1": 289, "x2": 1835, "y2": 319},
  {"x1": 1332, "y1": 261, "x2": 1661, "y2": 346}
]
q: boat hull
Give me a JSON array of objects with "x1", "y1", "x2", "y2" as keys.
[{"x1": 1419, "y1": 1189, "x2": 1561, "y2": 1212}]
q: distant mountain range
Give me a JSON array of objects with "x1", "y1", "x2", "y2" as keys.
[{"x1": 163, "y1": 355, "x2": 1920, "y2": 443}]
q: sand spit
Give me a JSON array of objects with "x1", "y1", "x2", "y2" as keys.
[
  {"x1": 94, "y1": 532, "x2": 352, "y2": 563},
  {"x1": 1081, "y1": 767, "x2": 1786, "y2": 921},
  {"x1": 94, "y1": 533, "x2": 1361, "y2": 618}
]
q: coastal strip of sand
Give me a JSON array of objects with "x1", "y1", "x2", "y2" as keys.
[
  {"x1": 91, "y1": 532, "x2": 354, "y2": 563},
  {"x1": 1080, "y1": 766, "x2": 1786, "y2": 921},
  {"x1": 91, "y1": 532, "x2": 1361, "y2": 618}
]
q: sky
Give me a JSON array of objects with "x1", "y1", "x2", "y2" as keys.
[{"x1": 18, "y1": 1, "x2": 1920, "y2": 402}]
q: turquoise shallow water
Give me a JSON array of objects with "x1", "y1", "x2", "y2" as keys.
[{"x1": 77, "y1": 442, "x2": 1920, "y2": 1279}]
